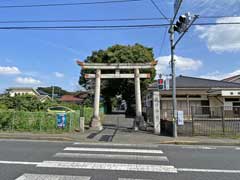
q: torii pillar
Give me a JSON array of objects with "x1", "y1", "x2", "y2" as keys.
[
  {"x1": 91, "y1": 69, "x2": 103, "y2": 130},
  {"x1": 134, "y1": 68, "x2": 143, "y2": 130},
  {"x1": 77, "y1": 61, "x2": 156, "y2": 131}
]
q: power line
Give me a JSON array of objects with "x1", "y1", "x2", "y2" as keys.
[
  {"x1": 0, "y1": 0, "x2": 143, "y2": 8},
  {"x1": 0, "y1": 16, "x2": 239, "y2": 24},
  {"x1": 158, "y1": 27, "x2": 167, "y2": 56},
  {"x1": 0, "y1": 24, "x2": 170, "y2": 29},
  {"x1": 0, "y1": 17, "x2": 170, "y2": 24},
  {"x1": 194, "y1": 22, "x2": 240, "y2": 26},
  {"x1": 0, "y1": 22, "x2": 239, "y2": 31},
  {"x1": 199, "y1": 15, "x2": 240, "y2": 19},
  {"x1": 149, "y1": 0, "x2": 169, "y2": 22}
]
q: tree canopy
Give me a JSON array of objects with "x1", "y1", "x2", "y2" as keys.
[{"x1": 79, "y1": 44, "x2": 156, "y2": 114}]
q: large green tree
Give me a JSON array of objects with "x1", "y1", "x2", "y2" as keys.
[{"x1": 79, "y1": 44, "x2": 156, "y2": 115}]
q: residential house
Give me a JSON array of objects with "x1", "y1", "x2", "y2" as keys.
[
  {"x1": 145, "y1": 75, "x2": 240, "y2": 121},
  {"x1": 7, "y1": 87, "x2": 51, "y2": 102},
  {"x1": 59, "y1": 91, "x2": 89, "y2": 104},
  {"x1": 223, "y1": 75, "x2": 240, "y2": 83}
]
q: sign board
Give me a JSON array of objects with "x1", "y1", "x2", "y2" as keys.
[
  {"x1": 165, "y1": 78, "x2": 170, "y2": 90},
  {"x1": 56, "y1": 113, "x2": 67, "y2": 128},
  {"x1": 221, "y1": 90, "x2": 240, "y2": 97},
  {"x1": 177, "y1": 111, "x2": 184, "y2": 125}
]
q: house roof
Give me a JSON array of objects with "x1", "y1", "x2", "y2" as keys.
[
  {"x1": 149, "y1": 75, "x2": 240, "y2": 90},
  {"x1": 36, "y1": 89, "x2": 49, "y2": 96},
  {"x1": 222, "y1": 75, "x2": 240, "y2": 82},
  {"x1": 8, "y1": 87, "x2": 40, "y2": 95},
  {"x1": 60, "y1": 95, "x2": 83, "y2": 102}
]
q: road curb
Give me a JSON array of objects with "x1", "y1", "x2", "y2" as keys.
[
  {"x1": 0, "y1": 135, "x2": 74, "y2": 142},
  {"x1": 159, "y1": 140, "x2": 240, "y2": 146}
]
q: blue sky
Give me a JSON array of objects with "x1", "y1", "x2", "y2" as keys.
[{"x1": 1, "y1": 0, "x2": 240, "y2": 92}]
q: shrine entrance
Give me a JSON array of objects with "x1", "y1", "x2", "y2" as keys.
[{"x1": 77, "y1": 61, "x2": 156, "y2": 131}]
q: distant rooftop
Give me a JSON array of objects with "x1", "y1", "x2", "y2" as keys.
[
  {"x1": 149, "y1": 75, "x2": 240, "y2": 90},
  {"x1": 222, "y1": 74, "x2": 240, "y2": 83}
]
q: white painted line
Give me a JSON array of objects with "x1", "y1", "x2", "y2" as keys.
[
  {"x1": 54, "y1": 152, "x2": 168, "y2": 161},
  {"x1": 178, "y1": 168, "x2": 240, "y2": 174},
  {"x1": 73, "y1": 142, "x2": 159, "y2": 148},
  {"x1": 64, "y1": 147, "x2": 163, "y2": 154},
  {"x1": 119, "y1": 179, "x2": 151, "y2": 180},
  {"x1": 181, "y1": 146, "x2": 216, "y2": 150},
  {"x1": 15, "y1": 173, "x2": 91, "y2": 180},
  {"x1": 37, "y1": 161, "x2": 177, "y2": 173},
  {"x1": 236, "y1": 147, "x2": 240, "y2": 150},
  {"x1": 0, "y1": 161, "x2": 40, "y2": 165}
]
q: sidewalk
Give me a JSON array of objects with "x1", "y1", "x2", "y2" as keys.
[{"x1": 0, "y1": 130, "x2": 239, "y2": 146}]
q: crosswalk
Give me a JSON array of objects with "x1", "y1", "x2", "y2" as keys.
[{"x1": 15, "y1": 143, "x2": 177, "y2": 180}]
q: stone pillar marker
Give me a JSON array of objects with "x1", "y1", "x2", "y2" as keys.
[
  {"x1": 153, "y1": 91, "x2": 161, "y2": 134},
  {"x1": 91, "y1": 69, "x2": 103, "y2": 130}
]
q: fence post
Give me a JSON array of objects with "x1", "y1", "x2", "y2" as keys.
[
  {"x1": 221, "y1": 106, "x2": 225, "y2": 135},
  {"x1": 39, "y1": 113, "x2": 42, "y2": 132},
  {"x1": 191, "y1": 106, "x2": 195, "y2": 136},
  {"x1": 69, "y1": 113, "x2": 72, "y2": 132},
  {"x1": 12, "y1": 111, "x2": 15, "y2": 132}
]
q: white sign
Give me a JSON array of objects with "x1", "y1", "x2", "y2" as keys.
[
  {"x1": 165, "y1": 78, "x2": 170, "y2": 90},
  {"x1": 177, "y1": 111, "x2": 184, "y2": 125},
  {"x1": 221, "y1": 90, "x2": 240, "y2": 97}
]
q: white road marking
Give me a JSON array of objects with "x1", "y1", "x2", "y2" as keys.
[
  {"x1": 73, "y1": 142, "x2": 159, "y2": 148},
  {"x1": 119, "y1": 179, "x2": 151, "y2": 180},
  {"x1": 54, "y1": 152, "x2": 168, "y2": 161},
  {"x1": 15, "y1": 173, "x2": 91, "y2": 180},
  {"x1": 64, "y1": 147, "x2": 163, "y2": 154},
  {"x1": 178, "y1": 168, "x2": 240, "y2": 174},
  {"x1": 236, "y1": 147, "x2": 240, "y2": 150},
  {"x1": 181, "y1": 146, "x2": 216, "y2": 150},
  {"x1": 0, "y1": 161, "x2": 40, "y2": 165},
  {"x1": 37, "y1": 161, "x2": 177, "y2": 173}
]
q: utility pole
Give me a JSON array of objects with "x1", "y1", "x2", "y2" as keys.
[
  {"x1": 52, "y1": 86, "x2": 55, "y2": 100},
  {"x1": 168, "y1": 0, "x2": 198, "y2": 137},
  {"x1": 169, "y1": 20, "x2": 178, "y2": 138}
]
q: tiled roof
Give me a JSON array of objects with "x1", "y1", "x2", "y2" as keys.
[
  {"x1": 149, "y1": 75, "x2": 240, "y2": 89},
  {"x1": 60, "y1": 95, "x2": 83, "y2": 102},
  {"x1": 222, "y1": 75, "x2": 240, "y2": 82}
]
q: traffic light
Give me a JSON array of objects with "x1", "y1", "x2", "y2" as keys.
[
  {"x1": 174, "y1": 12, "x2": 191, "y2": 33},
  {"x1": 158, "y1": 79, "x2": 164, "y2": 90}
]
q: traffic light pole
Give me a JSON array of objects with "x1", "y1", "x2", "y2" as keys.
[{"x1": 170, "y1": 21, "x2": 178, "y2": 138}]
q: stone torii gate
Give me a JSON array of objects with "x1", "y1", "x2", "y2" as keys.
[{"x1": 77, "y1": 61, "x2": 156, "y2": 131}]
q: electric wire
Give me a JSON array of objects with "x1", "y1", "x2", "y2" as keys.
[{"x1": 0, "y1": 0, "x2": 143, "y2": 8}]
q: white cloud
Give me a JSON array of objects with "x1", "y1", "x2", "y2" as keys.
[
  {"x1": 187, "y1": 0, "x2": 240, "y2": 16},
  {"x1": 54, "y1": 72, "x2": 64, "y2": 78},
  {"x1": 156, "y1": 55, "x2": 202, "y2": 74},
  {"x1": 15, "y1": 77, "x2": 41, "y2": 85},
  {"x1": 196, "y1": 17, "x2": 240, "y2": 52},
  {"x1": 0, "y1": 66, "x2": 21, "y2": 75},
  {"x1": 201, "y1": 69, "x2": 240, "y2": 80}
]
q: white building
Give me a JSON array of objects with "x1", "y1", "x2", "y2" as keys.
[{"x1": 7, "y1": 87, "x2": 51, "y2": 102}]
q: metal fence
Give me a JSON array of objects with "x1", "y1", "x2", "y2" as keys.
[
  {"x1": 160, "y1": 106, "x2": 240, "y2": 136},
  {"x1": 191, "y1": 106, "x2": 240, "y2": 136},
  {"x1": 0, "y1": 108, "x2": 93, "y2": 133}
]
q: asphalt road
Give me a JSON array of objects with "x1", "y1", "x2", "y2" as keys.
[{"x1": 0, "y1": 139, "x2": 240, "y2": 180}]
